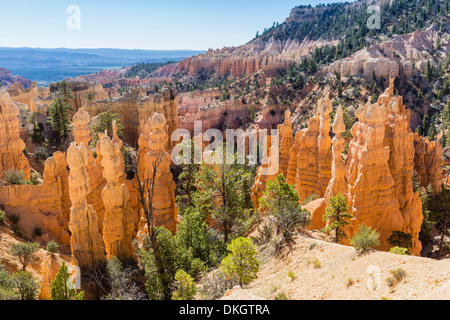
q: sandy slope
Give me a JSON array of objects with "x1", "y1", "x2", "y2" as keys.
[{"x1": 243, "y1": 232, "x2": 450, "y2": 300}]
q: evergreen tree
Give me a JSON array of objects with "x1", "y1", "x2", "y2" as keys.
[
  {"x1": 323, "y1": 193, "x2": 354, "y2": 243},
  {"x1": 172, "y1": 270, "x2": 197, "y2": 300},
  {"x1": 220, "y1": 237, "x2": 260, "y2": 287},
  {"x1": 51, "y1": 262, "x2": 85, "y2": 300},
  {"x1": 350, "y1": 225, "x2": 380, "y2": 253},
  {"x1": 48, "y1": 97, "x2": 72, "y2": 142}
]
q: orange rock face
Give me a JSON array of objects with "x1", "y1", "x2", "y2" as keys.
[
  {"x1": 345, "y1": 80, "x2": 423, "y2": 255},
  {"x1": 67, "y1": 142, "x2": 105, "y2": 268},
  {"x1": 73, "y1": 107, "x2": 92, "y2": 147},
  {"x1": 413, "y1": 133, "x2": 444, "y2": 195},
  {"x1": 39, "y1": 253, "x2": 61, "y2": 300},
  {"x1": 289, "y1": 94, "x2": 332, "y2": 201},
  {"x1": 0, "y1": 152, "x2": 71, "y2": 247},
  {"x1": 98, "y1": 129, "x2": 135, "y2": 260},
  {"x1": 0, "y1": 90, "x2": 31, "y2": 180},
  {"x1": 83, "y1": 87, "x2": 178, "y2": 150},
  {"x1": 324, "y1": 106, "x2": 346, "y2": 199},
  {"x1": 138, "y1": 113, "x2": 178, "y2": 234},
  {"x1": 252, "y1": 79, "x2": 424, "y2": 255}
]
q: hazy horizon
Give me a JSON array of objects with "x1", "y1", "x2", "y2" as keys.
[{"x1": 0, "y1": 1, "x2": 351, "y2": 51}]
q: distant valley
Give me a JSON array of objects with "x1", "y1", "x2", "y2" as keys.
[{"x1": 0, "y1": 47, "x2": 205, "y2": 85}]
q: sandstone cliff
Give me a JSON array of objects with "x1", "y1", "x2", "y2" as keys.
[
  {"x1": 137, "y1": 113, "x2": 178, "y2": 234},
  {"x1": 0, "y1": 152, "x2": 71, "y2": 247},
  {"x1": 0, "y1": 90, "x2": 31, "y2": 180},
  {"x1": 98, "y1": 126, "x2": 135, "y2": 260},
  {"x1": 67, "y1": 142, "x2": 105, "y2": 268},
  {"x1": 83, "y1": 87, "x2": 178, "y2": 149}
]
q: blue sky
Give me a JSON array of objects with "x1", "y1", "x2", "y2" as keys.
[{"x1": 0, "y1": 1, "x2": 351, "y2": 50}]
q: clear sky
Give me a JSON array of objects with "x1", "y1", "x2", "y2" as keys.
[{"x1": 0, "y1": 1, "x2": 351, "y2": 50}]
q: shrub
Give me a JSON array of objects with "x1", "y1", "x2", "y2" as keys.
[
  {"x1": 46, "y1": 240, "x2": 59, "y2": 254},
  {"x1": 259, "y1": 174, "x2": 311, "y2": 247},
  {"x1": 4, "y1": 170, "x2": 26, "y2": 185},
  {"x1": 10, "y1": 242, "x2": 40, "y2": 271},
  {"x1": 103, "y1": 256, "x2": 145, "y2": 300},
  {"x1": 350, "y1": 225, "x2": 380, "y2": 253},
  {"x1": 12, "y1": 271, "x2": 39, "y2": 300},
  {"x1": 274, "y1": 291, "x2": 290, "y2": 300},
  {"x1": 346, "y1": 277, "x2": 354, "y2": 288},
  {"x1": 197, "y1": 269, "x2": 236, "y2": 300},
  {"x1": 9, "y1": 214, "x2": 20, "y2": 225},
  {"x1": 172, "y1": 269, "x2": 197, "y2": 300},
  {"x1": 0, "y1": 210, "x2": 5, "y2": 225},
  {"x1": 0, "y1": 264, "x2": 18, "y2": 300},
  {"x1": 387, "y1": 231, "x2": 412, "y2": 251},
  {"x1": 220, "y1": 237, "x2": 260, "y2": 287},
  {"x1": 308, "y1": 241, "x2": 317, "y2": 250},
  {"x1": 288, "y1": 271, "x2": 296, "y2": 281},
  {"x1": 312, "y1": 258, "x2": 321, "y2": 269},
  {"x1": 32, "y1": 227, "x2": 42, "y2": 238},
  {"x1": 30, "y1": 172, "x2": 42, "y2": 185},
  {"x1": 389, "y1": 246, "x2": 408, "y2": 255},
  {"x1": 254, "y1": 224, "x2": 273, "y2": 245},
  {"x1": 302, "y1": 193, "x2": 318, "y2": 205},
  {"x1": 386, "y1": 268, "x2": 407, "y2": 287},
  {"x1": 34, "y1": 146, "x2": 49, "y2": 160}
]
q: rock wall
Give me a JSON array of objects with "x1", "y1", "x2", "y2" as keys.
[
  {"x1": 138, "y1": 113, "x2": 178, "y2": 233},
  {"x1": 67, "y1": 142, "x2": 105, "y2": 268},
  {"x1": 98, "y1": 125, "x2": 135, "y2": 260},
  {"x1": 83, "y1": 87, "x2": 178, "y2": 149},
  {"x1": 0, "y1": 152, "x2": 71, "y2": 246},
  {"x1": 413, "y1": 133, "x2": 444, "y2": 195},
  {"x1": 0, "y1": 90, "x2": 31, "y2": 180},
  {"x1": 288, "y1": 94, "x2": 333, "y2": 201},
  {"x1": 252, "y1": 79, "x2": 424, "y2": 255}
]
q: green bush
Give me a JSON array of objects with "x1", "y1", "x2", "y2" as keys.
[
  {"x1": 386, "y1": 268, "x2": 407, "y2": 287},
  {"x1": 350, "y1": 225, "x2": 380, "y2": 253},
  {"x1": 4, "y1": 170, "x2": 26, "y2": 185},
  {"x1": 389, "y1": 246, "x2": 408, "y2": 255},
  {"x1": 12, "y1": 271, "x2": 39, "y2": 300},
  {"x1": 172, "y1": 269, "x2": 197, "y2": 300},
  {"x1": 220, "y1": 237, "x2": 260, "y2": 287},
  {"x1": 30, "y1": 173, "x2": 42, "y2": 185},
  {"x1": 51, "y1": 262, "x2": 84, "y2": 300},
  {"x1": 0, "y1": 210, "x2": 5, "y2": 225},
  {"x1": 46, "y1": 240, "x2": 59, "y2": 254},
  {"x1": 9, "y1": 242, "x2": 40, "y2": 271},
  {"x1": 34, "y1": 146, "x2": 49, "y2": 160},
  {"x1": 32, "y1": 227, "x2": 42, "y2": 238}
]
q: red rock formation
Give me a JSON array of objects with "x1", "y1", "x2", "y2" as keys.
[
  {"x1": 413, "y1": 133, "x2": 443, "y2": 195},
  {"x1": 324, "y1": 106, "x2": 346, "y2": 199},
  {"x1": 0, "y1": 152, "x2": 71, "y2": 247},
  {"x1": 39, "y1": 253, "x2": 61, "y2": 300},
  {"x1": 83, "y1": 87, "x2": 178, "y2": 149},
  {"x1": 345, "y1": 79, "x2": 423, "y2": 255},
  {"x1": 137, "y1": 113, "x2": 177, "y2": 233},
  {"x1": 0, "y1": 90, "x2": 31, "y2": 180},
  {"x1": 72, "y1": 107, "x2": 91, "y2": 147},
  {"x1": 67, "y1": 142, "x2": 105, "y2": 268},
  {"x1": 98, "y1": 126, "x2": 135, "y2": 260},
  {"x1": 290, "y1": 94, "x2": 332, "y2": 201},
  {"x1": 0, "y1": 68, "x2": 32, "y2": 89}
]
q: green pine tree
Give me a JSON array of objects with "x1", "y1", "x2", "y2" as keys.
[
  {"x1": 50, "y1": 262, "x2": 84, "y2": 300},
  {"x1": 323, "y1": 193, "x2": 354, "y2": 243}
]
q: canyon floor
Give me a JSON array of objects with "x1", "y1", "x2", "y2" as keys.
[{"x1": 223, "y1": 229, "x2": 450, "y2": 300}]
